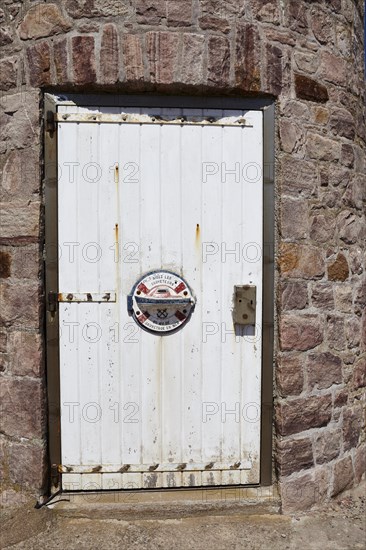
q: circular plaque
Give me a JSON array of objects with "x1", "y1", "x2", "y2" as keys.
[{"x1": 128, "y1": 271, "x2": 195, "y2": 334}]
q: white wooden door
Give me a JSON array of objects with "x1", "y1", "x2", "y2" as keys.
[{"x1": 57, "y1": 104, "x2": 263, "y2": 491}]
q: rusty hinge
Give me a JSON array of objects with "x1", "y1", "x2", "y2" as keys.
[{"x1": 47, "y1": 291, "x2": 58, "y2": 313}]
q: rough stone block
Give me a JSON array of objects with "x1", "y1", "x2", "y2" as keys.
[
  {"x1": 0, "y1": 57, "x2": 18, "y2": 91},
  {"x1": 136, "y1": 0, "x2": 166, "y2": 24},
  {"x1": 167, "y1": 0, "x2": 192, "y2": 27},
  {"x1": 306, "y1": 351, "x2": 342, "y2": 390},
  {"x1": 53, "y1": 39, "x2": 68, "y2": 84},
  {"x1": 0, "y1": 92, "x2": 41, "y2": 151},
  {"x1": 354, "y1": 443, "x2": 366, "y2": 484},
  {"x1": 326, "y1": 315, "x2": 346, "y2": 351},
  {"x1": 306, "y1": 133, "x2": 340, "y2": 161},
  {"x1": 280, "y1": 314, "x2": 323, "y2": 352},
  {"x1": 295, "y1": 74, "x2": 329, "y2": 103},
  {"x1": 310, "y1": 214, "x2": 336, "y2": 243},
  {"x1": 276, "y1": 394, "x2": 332, "y2": 436},
  {"x1": 329, "y1": 108, "x2": 355, "y2": 140},
  {"x1": 279, "y1": 243, "x2": 324, "y2": 279},
  {"x1": 276, "y1": 353, "x2": 304, "y2": 396},
  {"x1": 331, "y1": 455, "x2": 354, "y2": 496},
  {"x1": 26, "y1": 41, "x2": 51, "y2": 87},
  {"x1": 122, "y1": 34, "x2": 144, "y2": 82},
  {"x1": 72, "y1": 36, "x2": 96, "y2": 85},
  {"x1": 320, "y1": 51, "x2": 347, "y2": 86},
  {"x1": 280, "y1": 281, "x2": 308, "y2": 311},
  {"x1": 280, "y1": 156, "x2": 318, "y2": 198},
  {"x1": 333, "y1": 285, "x2": 352, "y2": 313},
  {"x1": 266, "y1": 43, "x2": 283, "y2": 95},
  {"x1": 180, "y1": 34, "x2": 205, "y2": 86},
  {"x1": 8, "y1": 440, "x2": 46, "y2": 489},
  {"x1": 146, "y1": 32, "x2": 179, "y2": 84},
  {"x1": 18, "y1": 3, "x2": 71, "y2": 40},
  {"x1": 279, "y1": 120, "x2": 303, "y2": 154},
  {"x1": 353, "y1": 356, "x2": 366, "y2": 389},
  {"x1": 235, "y1": 23, "x2": 261, "y2": 91},
  {"x1": 280, "y1": 472, "x2": 317, "y2": 513},
  {"x1": 343, "y1": 406, "x2": 362, "y2": 451},
  {"x1": 281, "y1": 197, "x2": 308, "y2": 239},
  {"x1": 314, "y1": 428, "x2": 341, "y2": 464},
  {"x1": 199, "y1": 15, "x2": 230, "y2": 33},
  {"x1": 276, "y1": 437, "x2": 314, "y2": 476},
  {"x1": 207, "y1": 36, "x2": 230, "y2": 87},
  {"x1": 311, "y1": 282, "x2": 334, "y2": 310},
  {"x1": 0, "y1": 280, "x2": 41, "y2": 328},
  {"x1": 100, "y1": 24, "x2": 119, "y2": 84},
  {"x1": 10, "y1": 331, "x2": 43, "y2": 377},
  {"x1": 327, "y1": 253, "x2": 349, "y2": 281},
  {"x1": 0, "y1": 378, "x2": 44, "y2": 439}
]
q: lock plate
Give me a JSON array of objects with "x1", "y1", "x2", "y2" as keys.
[{"x1": 233, "y1": 285, "x2": 256, "y2": 325}]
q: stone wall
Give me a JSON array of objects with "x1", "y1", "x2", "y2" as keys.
[{"x1": 0, "y1": 0, "x2": 365, "y2": 511}]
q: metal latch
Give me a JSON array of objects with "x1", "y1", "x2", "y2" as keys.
[
  {"x1": 47, "y1": 291, "x2": 58, "y2": 313},
  {"x1": 233, "y1": 285, "x2": 256, "y2": 325}
]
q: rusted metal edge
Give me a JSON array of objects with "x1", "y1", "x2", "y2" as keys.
[
  {"x1": 58, "y1": 292, "x2": 116, "y2": 303},
  {"x1": 55, "y1": 113, "x2": 254, "y2": 127},
  {"x1": 58, "y1": 461, "x2": 252, "y2": 473}
]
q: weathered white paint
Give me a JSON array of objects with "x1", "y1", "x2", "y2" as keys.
[{"x1": 57, "y1": 105, "x2": 263, "y2": 491}]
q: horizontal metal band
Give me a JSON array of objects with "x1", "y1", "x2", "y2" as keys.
[
  {"x1": 59, "y1": 460, "x2": 252, "y2": 474},
  {"x1": 55, "y1": 113, "x2": 253, "y2": 127},
  {"x1": 58, "y1": 292, "x2": 116, "y2": 303}
]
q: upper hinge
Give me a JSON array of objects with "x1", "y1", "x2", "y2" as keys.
[{"x1": 45, "y1": 110, "x2": 56, "y2": 134}]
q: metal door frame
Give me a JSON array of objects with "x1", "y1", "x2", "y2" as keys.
[{"x1": 44, "y1": 93, "x2": 275, "y2": 494}]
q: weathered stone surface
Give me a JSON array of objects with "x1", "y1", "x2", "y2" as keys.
[
  {"x1": 280, "y1": 281, "x2": 308, "y2": 311},
  {"x1": 327, "y1": 253, "x2": 349, "y2": 281},
  {"x1": 295, "y1": 74, "x2": 329, "y2": 103},
  {"x1": 341, "y1": 144, "x2": 354, "y2": 168},
  {"x1": 180, "y1": 34, "x2": 205, "y2": 85},
  {"x1": 276, "y1": 437, "x2": 313, "y2": 476},
  {"x1": 320, "y1": 51, "x2": 347, "y2": 86},
  {"x1": 345, "y1": 316, "x2": 361, "y2": 348},
  {"x1": 18, "y1": 3, "x2": 71, "y2": 40},
  {"x1": 136, "y1": 0, "x2": 166, "y2": 24},
  {"x1": 0, "y1": 27, "x2": 13, "y2": 47},
  {"x1": 167, "y1": 0, "x2": 192, "y2": 27},
  {"x1": 0, "y1": 57, "x2": 18, "y2": 91},
  {"x1": 207, "y1": 36, "x2": 230, "y2": 87},
  {"x1": 100, "y1": 24, "x2": 119, "y2": 84},
  {"x1": 310, "y1": 214, "x2": 335, "y2": 243},
  {"x1": 8, "y1": 441, "x2": 46, "y2": 489},
  {"x1": 342, "y1": 175, "x2": 365, "y2": 211},
  {"x1": 289, "y1": 0, "x2": 308, "y2": 34},
  {"x1": 8, "y1": 245, "x2": 40, "y2": 280},
  {"x1": 311, "y1": 282, "x2": 334, "y2": 310},
  {"x1": 26, "y1": 42, "x2": 51, "y2": 87},
  {"x1": 306, "y1": 352, "x2": 342, "y2": 390},
  {"x1": 276, "y1": 353, "x2": 304, "y2": 396},
  {"x1": 353, "y1": 356, "x2": 366, "y2": 388},
  {"x1": 53, "y1": 39, "x2": 68, "y2": 84},
  {"x1": 334, "y1": 388, "x2": 348, "y2": 408},
  {"x1": 279, "y1": 120, "x2": 303, "y2": 154},
  {"x1": 10, "y1": 331, "x2": 43, "y2": 377},
  {"x1": 312, "y1": 106, "x2": 329, "y2": 125},
  {"x1": 1, "y1": 148, "x2": 40, "y2": 202},
  {"x1": 334, "y1": 285, "x2": 352, "y2": 313},
  {"x1": 122, "y1": 34, "x2": 144, "y2": 81},
  {"x1": 343, "y1": 406, "x2": 362, "y2": 451},
  {"x1": 280, "y1": 472, "x2": 317, "y2": 513},
  {"x1": 279, "y1": 243, "x2": 324, "y2": 279},
  {"x1": 0, "y1": 92, "x2": 40, "y2": 152},
  {"x1": 72, "y1": 36, "x2": 96, "y2": 85},
  {"x1": 331, "y1": 455, "x2": 354, "y2": 496},
  {"x1": 280, "y1": 156, "x2": 318, "y2": 198},
  {"x1": 354, "y1": 280, "x2": 366, "y2": 316},
  {"x1": 314, "y1": 428, "x2": 341, "y2": 464},
  {"x1": 310, "y1": 6, "x2": 334, "y2": 45},
  {"x1": 0, "y1": 280, "x2": 41, "y2": 328},
  {"x1": 250, "y1": 0, "x2": 280, "y2": 23},
  {"x1": 66, "y1": 0, "x2": 131, "y2": 18},
  {"x1": 306, "y1": 133, "x2": 340, "y2": 161},
  {"x1": 330, "y1": 108, "x2": 355, "y2": 140},
  {"x1": 0, "y1": 250, "x2": 11, "y2": 278},
  {"x1": 293, "y1": 52, "x2": 318, "y2": 74},
  {"x1": 280, "y1": 314, "x2": 323, "y2": 352},
  {"x1": 281, "y1": 99, "x2": 309, "y2": 119},
  {"x1": 326, "y1": 315, "x2": 346, "y2": 351},
  {"x1": 354, "y1": 444, "x2": 366, "y2": 484},
  {"x1": 337, "y1": 211, "x2": 360, "y2": 245},
  {"x1": 276, "y1": 394, "x2": 332, "y2": 436},
  {"x1": 266, "y1": 43, "x2": 283, "y2": 95},
  {"x1": 281, "y1": 198, "x2": 308, "y2": 239},
  {"x1": 0, "y1": 202, "x2": 40, "y2": 240},
  {"x1": 199, "y1": 15, "x2": 230, "y2": 33},
  {"x1": 235, "y1": 23, "x2": 261, "y2": 91},
  {"x1": 146, "y1": 32, "x2": 179, "y2": 84},
  {"x1": 0, "y1": 378, "x2": 44, "y2": 439}
]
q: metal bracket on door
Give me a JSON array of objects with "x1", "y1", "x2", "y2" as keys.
[{"x1": 232, "y1": 285, "x2": 256, "y2": 325}]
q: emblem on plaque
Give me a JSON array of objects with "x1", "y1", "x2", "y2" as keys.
[{"x1": 128, "y1": 271, "x2": 196, "y2": 334}]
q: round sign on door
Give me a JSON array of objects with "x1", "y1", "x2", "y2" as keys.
[{"x1": 128, "y1": 271, "x2": 196, "y2": 334}]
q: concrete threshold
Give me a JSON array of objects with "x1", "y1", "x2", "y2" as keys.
[{"x1": 51, "y1": 485, "x2": 280, "y2": 520}]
